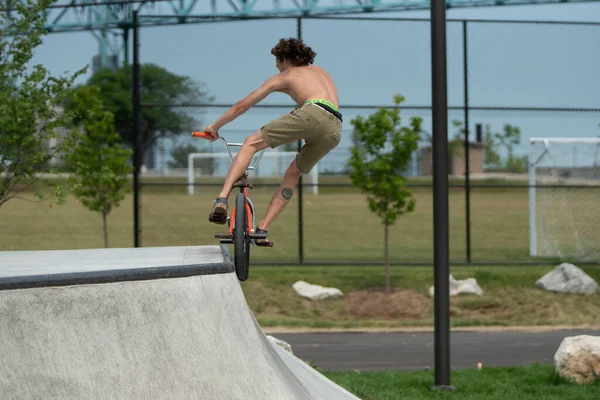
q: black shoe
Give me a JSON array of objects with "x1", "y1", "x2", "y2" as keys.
[
  {"x1": 209, "y1": 197, "x2": 228, "y2": 224},
  {"x1": 254, "y1": 228, "x2": 273, "y2": 247}
]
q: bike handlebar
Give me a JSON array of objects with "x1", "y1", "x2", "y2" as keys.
[{"x1": 191, "y1": 130, "x2": 266, "y2": 169}]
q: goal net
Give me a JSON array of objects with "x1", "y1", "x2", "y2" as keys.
[
  {"x1": 529, "y1": 138, "x2": 600, "y2": 261},
  {"x1": 187, "y1": 150, "x2": 319, "y2": 196}
]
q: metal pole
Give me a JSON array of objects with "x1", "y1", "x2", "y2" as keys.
[
  {"x1": 132, "y1": 10, "x2": 141, "y2": 247},
  {"x1": 528, "y1": 138, "x2": 537, "y2": 257},
  {"x1": 296, "y1": 17, "x2": 304, "y2": 264},
  {"x1": 123, "y1": 28, "x2": 129, "y2": 67},
  {"x1": 463, "y1": 20, "x2": 471, "y2": 264},
  {"x1": 430, "y1": 0, "x2": 454, "y2": 392}
]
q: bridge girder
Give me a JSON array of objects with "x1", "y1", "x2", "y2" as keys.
[{"x1": 40, "y1": 0, "x2": 600, "y2": 33}]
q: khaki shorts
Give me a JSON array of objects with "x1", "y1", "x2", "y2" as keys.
[{"x1": 260, "y1": 103, "x2": 342, "y2": 174}]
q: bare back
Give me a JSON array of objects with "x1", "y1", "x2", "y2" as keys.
[{"x1": 278, "y1": 65, "x2": 339, "y2": 108}]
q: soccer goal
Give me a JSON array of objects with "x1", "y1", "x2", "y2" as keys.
[
  {"x1": 187, "y1": 150, "x2": 319, "y2": 196},
  {"x1": 529, "y1": 137, "x2": 600, "y2": 260}
]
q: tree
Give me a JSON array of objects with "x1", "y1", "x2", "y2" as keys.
[
  {"x1": 75, "y1": 64, "x2": 214, "y2": 174},
  {"x1": 63, "y1": 85, "x2": 133, "y2": 248},
  {"x1": 482, "y1": 124, "x2": 502, "y2": 170},
  {"x1": 495, "y1": 123, "x2": 522, "y2": 172},
  {"x1": 347, "y1": 94, "x2": 422, "y2": 293},
  {"x1": 0, "y1": 0, "x2": 86, "y2": 208}
]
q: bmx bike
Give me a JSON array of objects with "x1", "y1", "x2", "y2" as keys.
[{"x1": 191, "y1": 131, "x2": 272, "y2": 282}]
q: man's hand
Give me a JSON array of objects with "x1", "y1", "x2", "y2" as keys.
[{"x1": 205, "y1": 124, "x2": 219, "y2": 141}]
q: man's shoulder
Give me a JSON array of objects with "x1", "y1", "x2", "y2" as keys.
[{"x1": 282, "y1": 65, "x2": 325, "y2": 78}]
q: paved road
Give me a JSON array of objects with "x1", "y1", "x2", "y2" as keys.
[{"x1": 270, "y1": 329, "x2": 600, "y2": 371}]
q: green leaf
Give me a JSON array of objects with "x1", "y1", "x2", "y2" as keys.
[
  {"x1": 347, "y1": 93, "x2": 421, "y2": 226},
  {"x1": 0, "y1": 0, "x2": 87, "y2": 209},
  {"x1": 62, "y1": 85, "x2": 133, "y2": 246}
]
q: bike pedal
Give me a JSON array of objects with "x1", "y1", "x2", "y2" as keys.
[
  {"x1": 248, "y1": 232, "x2": 267, "y2": 240},
  {"x1": 214, "y1": 232, "x2": 232, "y2": 239},
  {"x1": 220, "y1": 239, "x2": 233, "y2": 244},
  {"x1": 255, "y1": 241, "x2": 274, "y2": 248}
]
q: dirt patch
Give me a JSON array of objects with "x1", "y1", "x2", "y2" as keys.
[{"x1": 345, "y1": 287, "x2": 431, "y2": 319}]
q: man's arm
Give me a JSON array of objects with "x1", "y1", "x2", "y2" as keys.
[{"x1": 206, "y1": 73, "x2": 287, "y2": 134}]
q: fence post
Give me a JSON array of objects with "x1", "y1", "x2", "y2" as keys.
[
  {"x1": 463, "y1": 20, "x2": 471, "y2": 264},
  {"x1": 430, "y1": 1, "x2": 454, "y2": 392},
  {"x1": 132, "y1": 10, "x2": 141, "y2": 247},
  {"x1": 296, "y1": 17, "x2": 304, "y2": 264}
]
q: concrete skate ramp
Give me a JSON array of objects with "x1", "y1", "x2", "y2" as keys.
[{"x1": 0, "y1": 245, "x2": 360, "y2": 400}]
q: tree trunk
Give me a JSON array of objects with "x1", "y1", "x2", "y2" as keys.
[
  {"x1": 384, "y1": 222, "x2": 390, "y2": 293},
  {"x1": 103, "y1": 212, "x2": 109, "y2": 248}
]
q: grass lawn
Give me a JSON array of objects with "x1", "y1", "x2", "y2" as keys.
[
  {"x1": 323, "y1": 364, "x2": 600, "y2": 400},
  {"x1": 0, "y1": 177, "x2": 565, "y2": 265}
]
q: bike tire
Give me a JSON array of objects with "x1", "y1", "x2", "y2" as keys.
[{"x1": 234, "y1": 193, "x2": 250, "y2": 281}]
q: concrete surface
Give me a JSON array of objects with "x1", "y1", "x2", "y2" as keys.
[{"x1": 0, "y1": 246, "x2": 360, "y2": 400}]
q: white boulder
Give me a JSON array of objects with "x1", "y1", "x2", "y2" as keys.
[
  {"x1": 292, "y1": 280, "x2": 344, "y2": 301},
  {"x1": 554, "y1": 335, "x2": 600, "y2": 384},
  {"x1": 429, "y1": 274, "x2": 484, "y2": 297}
]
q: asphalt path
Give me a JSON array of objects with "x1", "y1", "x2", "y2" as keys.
[{"x1": 269, "y1": 328, "x2": 600, "y2": 372}]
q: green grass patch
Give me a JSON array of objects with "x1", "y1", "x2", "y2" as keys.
[
  {"x1": 0, "y1": 178, "x2": 558, "y2": 265},
  {"x1": 323, "y1": 364, "x2": 600, "y2": 400}
]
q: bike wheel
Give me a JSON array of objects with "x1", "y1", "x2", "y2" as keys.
[{"x1": 234, "y1": 193, "x2": 250, "y2": 281}]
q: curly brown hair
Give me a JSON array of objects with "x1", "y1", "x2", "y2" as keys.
[{"x1": 271, "y1": 38, "x2": 316, "y2": 66}]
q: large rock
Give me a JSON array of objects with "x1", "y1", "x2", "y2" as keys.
[
  {"x1": 554, "y1": 335, "x2": 600, "y2": 384},
  {"x1": 429, "y1": 274, "x2": 484, "y2": 297},
  {"x1": 536, "y1": 263, "x2": 599, "y2": 295},
  {"x1": 292, "y1": 281, "x2": 344, "y2": 301}
]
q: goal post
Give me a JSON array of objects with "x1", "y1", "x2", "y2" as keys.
[
  {"x1": 187, "y1": 151, "x2": 319, "y2": 196},
  {"x1": 529, "y1": 137, "x2": 600, "y2": 260}
]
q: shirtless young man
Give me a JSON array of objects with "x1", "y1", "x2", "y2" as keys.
[{"x1": 203, "y1": 38, "x2": 342, "y2": 245}]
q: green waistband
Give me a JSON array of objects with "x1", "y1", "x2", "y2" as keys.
[{"x1": 304, "y1": 99, "x2": 339, "y2": 112}]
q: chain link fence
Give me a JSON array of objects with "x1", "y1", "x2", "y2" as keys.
[{"x1": 134, "y1": 16, "x2": 600, "y2": 265}]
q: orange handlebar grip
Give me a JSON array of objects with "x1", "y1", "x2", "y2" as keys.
[{"x1": 192, "y1": 131, "x2": 212, "y2": 139}]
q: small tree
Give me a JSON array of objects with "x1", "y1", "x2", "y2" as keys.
[
  {"x1": 63, "y1": 86, "x2": 133, "y2": 248},
  {"x1": 495, "y1": 123, "x2": 522, "y2": 172},
  {"x1": 0, "y1": 0, "x2": 86, "y2": 208},
  {"x1": 347, "y1": 94, "x2": 422, "y2": 292},
  {"x1": 482, "y1": 124, "x2": 502, "y2": 170}
]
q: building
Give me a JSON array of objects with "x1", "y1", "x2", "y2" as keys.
[{"x1": 420, "y1": 141, "x2": 485, "y2": 176}]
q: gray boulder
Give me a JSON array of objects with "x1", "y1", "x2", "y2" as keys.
[{"x1": 536, "y1": 263, "x2": 599, "y2": 295}]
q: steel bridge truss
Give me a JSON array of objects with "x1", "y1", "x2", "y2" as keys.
[{"x1": 32, "y1": 0, "x2": 600, "y2": 33}]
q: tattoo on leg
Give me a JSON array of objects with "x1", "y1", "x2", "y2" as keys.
[{"x1": 281, "y1": 188, "x2": 293, "y2": 200}]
